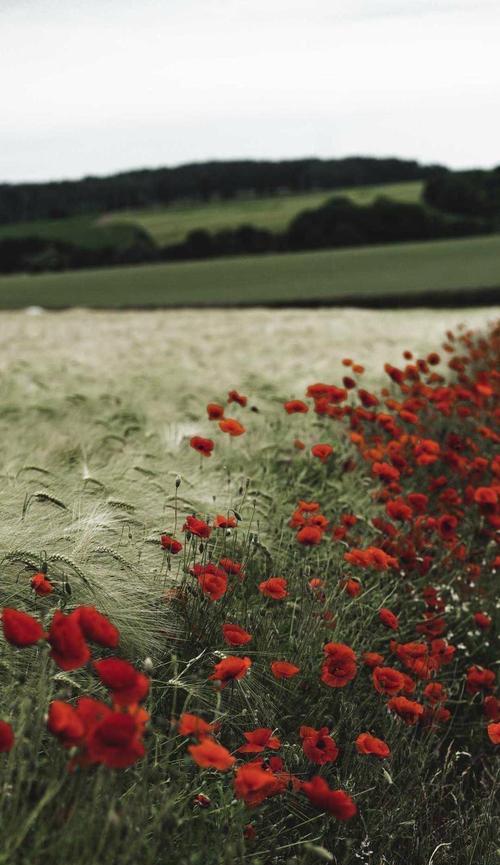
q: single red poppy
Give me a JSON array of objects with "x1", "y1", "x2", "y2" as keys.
[
  {"x1": 222, "y1": 623, "x2": 252, "y2": 646},
  {"x1": 48, "y1": 610, "x2": 90, "y2": 671},
  {"x1": 219, "y1": 418, "x2": 246, "y2": 436},
  {"x1": 355, "y1": 732, "x2": 390, "y2": 758},
  {"x1": 47, "y1": 701, "x2": 85, "y2": 747},
  {"x1": 300, "y1": 726, "x2": 339, "y2": 765},
  {"x1": 208, "y1": 656, "x2": 252, "y2": 688},
  {"x1": 387, "y1": 696, "x2": 424, "y2": 725},
  {"x1": 321, "y1": 643, "x2": 357, "y2": 688},
  {"x1": 284, "y1": 400, "x2": 309, "y2": 414},
  {"x1": 378, "y1": 608, "x2": 399, "y2": 631},
  {"x1": 190, "y1": 436, "x2": 214, "y2": 457},
  {"x1": 214, "y1": 514, "x2": 237, "y2": 529},
  {"x1": 2, "y1": 608, "x2": 46, "y2": 647},
  {"x1": 197, "y1": 568, "x2": 228, "y2": 601},
  {"x1": 258, "y1": 577, "x2": 288, "y2": 600},
  {"x1": 207, "y1": 402, "x2": 225, "y2": 420},
  {"x1": 237, "y1": 728, "x2": 281, "y2": 753},
  {"x1": 31, "y1": 572, "x2": 54, "y2": 595},
  {"x1": 271, "y1": 660, "x2": 300, "y2": 679},
  {"x1": 296, "y1": 526, "x2": 323, "y2": 545},
  {"x1": 160, "y1": 534, "x2": 183, "y2": 554},
  {"x1": 183, "y1": 515, "x2": 212, "y2": 538},
  {"x1": 177, "y1": 713, "x2": 216, "y2": 739},
  {"x1": 188, "y1": 737, "x2": 235, "y2": 770},
  {"x1": 301, "y1": 776, "x2": 357, "y2": 820},
  {"x1": 93, "y1": 658, "x2": 150, "y2": 705},
  {"x1": 86, "y1": 712, "x2": 145, "y2": 768},
  {"x1": 76, "y1": 606, "x2": 120, "y2": 649},
  {"x1": 234, "y1": 762, "x2": 281, "y2": 806},
  {"x1": 311, "y1": 443, "x2": 333, "y2": 462}
]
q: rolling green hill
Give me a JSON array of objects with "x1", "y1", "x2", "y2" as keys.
[
  {"x1": 0, "y1": 233, "x2": 498, "y2": 309},
  {"x1": 103, "y1": 181, "x2": 424, "y2": 246},
  {"x1": 0, "y1": 181, "x2": 423, "y2": 250}
]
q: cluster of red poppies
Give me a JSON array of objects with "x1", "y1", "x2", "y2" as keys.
[
  {"x1": 168, "y1": 321, "x2": 498, "y2": 818},
  {"x1": 1, "y1": 605, "x2": 149, "y2": 767}
]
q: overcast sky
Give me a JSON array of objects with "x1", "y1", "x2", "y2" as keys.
[{"x1": 1, "y1": 0, "x2": 499, "y2": 183}]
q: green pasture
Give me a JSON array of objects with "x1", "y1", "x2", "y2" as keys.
[
  {"x1": 0, "y1": 214, "x2": 141, "y2": 250},
  {"x1": 0, "y1": 233, "x2": 498, "y2": 309},
  {"x1": 103, "y1": 181, "x2": 423, "y2": 245}
]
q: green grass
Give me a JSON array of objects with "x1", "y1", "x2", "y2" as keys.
[
  {"x1": 104, "y1": 181, "x2": 423, "y2": 246},
  {"x1": 0, "y1": 233, "x2": 499, "y2": 309},
  {"x1": 0, "y1": 214, "x2": 145, "y2": 250}
]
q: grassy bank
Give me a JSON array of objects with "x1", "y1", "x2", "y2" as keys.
[{"x1": 0, "y1": 234, "x2": 498, "y2": 309}]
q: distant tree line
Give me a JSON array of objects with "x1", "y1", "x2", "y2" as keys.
[
  {"x1": 423, "y1": 167, "x2": 500, "y2": 218},
  {"x1": 1, "y1": 194, "x2": 494, "y2": 274},
  {"x1": 0, "y1": 157, "x2": 441, "y2": 224}
]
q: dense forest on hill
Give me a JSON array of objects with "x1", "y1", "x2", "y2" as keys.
[{"x1": 0, "y1": 157, "x2": 440, "y2": 224}]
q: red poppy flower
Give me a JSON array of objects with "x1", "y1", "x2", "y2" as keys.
[
  {"x1": 219, "y1": 557, "x2": 244, "y2": 576},
  {"x1": 423, "y1": 682, "x2": 447, "y2": 705},
  {"x1": 300, "y1": 726, "x2": 339, "y2": 765},
  {"x1": 93, "y1": 658, "x2": 150, "y2": 705},
  {"x1": 234, "y1": 762, "x2": 282, "y2": 806},
  {"x1": 219, "y1": 418, "x2": 246, "y2": 436},
  {"x1": 321, "y1": 643, "x2": 357, "y2": 688},
  {"x1": 222, "y1": 623, "x2": 252, "y2": 646},
  {"x1": 47, "y1": 701, "x2": 85, "y2": 747},
  {"x1": 177, "y1": 713, "x2": 216, "y2": 739},
  {"x1": 86, "y1": 712, "x2": 145, "y2": 768},
  {"x1": 271, "y1": 661, "x2": 300, "y2": 679},
  {"x1": 294, "y1": 439, "x2": 305, "y2": 450},
  {"x1": 2, "y1": 608, "x2": 46, "y2": 647},
  {"x1": 363, "y1": 651, "x2": 384, "y2": 668},
  {"x1": 237, "y1": 728, "x2": 281, "y2": 753},
  {"x1": 76, "y1": 606, "x2": 120, "y2": 649},
  {"x1": 31, "y1": 572, "x2": 54, "y2": 596},
  {"x1": 190, "y1": 436, "x2": 214, "y2": 457},
  {"x1": 355, "y1": 733, "x2": 390, "y2": 758},
  {"x1": 209, "y1": 656, "x2": 252, "y2": 688},
  {"x1": 473, "y1": 612, "x2": 492, "y2": 629},
  {"x1": 296, "y1": 526, "x2": 323, "y2": 545},
  {"x1": 197, "y1": 568, "x2": 228, "y2": 601},
  {"x1": 386, "y1": 499, "x2": 413, "y2": 522},
  {"x1": 0, "y1": 720, "x2": 14, "y2": 753},
  {"x1": 188, "y1": 737, "x2": 235, "y2": 770},
  {"x1": 343, "y1": 578, "x2": 362, "y2": 597},
  {"x1": 228, "y1": 389, "x2": 247, "y2": 407},
  {"x1": 160, "y1": 534, "x2": 183, "y2": 554},
  {"x1": 483, "y1": 696, "x2": 500, "y2": 722},
  {"x1": 379, "y1": 608, "x2": 399, "y2": 631},
  {"x1": 48, "y1": 610, "x2": 90, "y2": 671},
  {"x1": 387, "y1": 696, "x2": 424, "y2": 725},
  {"x1": 207, "y1": 402, "x2": 225, "y2": 420},
  {"x1": 301, "y1": 776, "x2": 357, "y2": 820},
  {"x1": 214, "y1": 514, "x2": 237, "y2": 529},
  {"x1": 258, "y1": 577, "x2": 288, "y2": 600},
  {"x1": 372, "y1": 666, "x2": 405, "y2": 696},
  {"x1": 487, "y1": 723, "x2": 500, "y2": 745},
  {"x1": 311, "y1": 443, "x2": 334, "y2": 462},
  {"x1": 183, "y1": 515, "x2": 212, "y2": 538},
  {"x1": 466, "y1": 665, "x2": 496, "y2": 694},
  {"x1": 284, "y1": 400, "x2": 309, "y2": 414}
]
